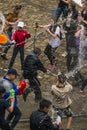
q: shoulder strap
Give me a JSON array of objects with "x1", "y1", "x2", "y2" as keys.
[{"x1": 38, "y1": 114, "x2": 48, "y2": 130}]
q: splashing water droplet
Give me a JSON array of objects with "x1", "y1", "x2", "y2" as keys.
[{"x1": 0, "y1": 11, "x2": 5, "y2": 33}]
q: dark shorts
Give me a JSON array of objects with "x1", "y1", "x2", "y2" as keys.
[{"x1": 53, "y1": 106, "x2": 73, "y2": 118}]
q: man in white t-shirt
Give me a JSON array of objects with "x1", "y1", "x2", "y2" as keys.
[{"x1": 38, "y1": 18, "x2": 61, "y2": 70}]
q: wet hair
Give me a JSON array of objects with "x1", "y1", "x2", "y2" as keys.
[
  {"x1": 57, "y1": 72, "x2": 67, "y2": 84},
  {"x1": 34, "y1": 47, "x2": 41, "y2": 55},
  {"x1": 39, "y1": 99, "x2": 52, "y2": 110},
  {"x1": 0, "y1": 86, "x2": 6, "y2": 95}
]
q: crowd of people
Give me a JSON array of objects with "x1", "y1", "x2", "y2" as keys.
[{"x1": 0, "y1": 0, "x2": 87, "y2": 130}]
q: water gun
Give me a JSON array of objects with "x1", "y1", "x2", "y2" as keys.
[
  {"x1": 9, "y1": 88, "x2": 15, "y2": 98},
  {"x1": 18, "y1": 80, "x2": 27, "y2": 96}
]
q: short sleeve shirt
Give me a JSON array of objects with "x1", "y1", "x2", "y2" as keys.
[
  {"x1": 0, "y1": 98, "x2": 10, "y2": 124},
  {"x1": 49, "y1": 26, "x2": 61, "y2": 48}
]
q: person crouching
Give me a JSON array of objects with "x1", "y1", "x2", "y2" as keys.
[{"x1": 51, "y1": 72, "x2": 73, "y2": 130}]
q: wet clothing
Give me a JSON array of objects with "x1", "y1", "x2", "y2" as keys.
[
  {"x1": 51, "y1": 82, "x2": 73, "y2": 109},
  {"x1": 30, "y1": 109, "x2": 59, "y2": 130},
  {"x1": 23, "y1": 51, "x2": 47, "y2": 101},
  {"x1": 63, "y1": 20, "x2": 78, "y2": 71},
  {"x1": 0, "y1": 98, "x2": 11, "y2": 130}
]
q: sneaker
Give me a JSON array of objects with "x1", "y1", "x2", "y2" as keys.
[
  {"x1": 80, "y1": 91, "x2": 86, "y2": 97},
  {"x1": 48, "y1": 65, "x2": 55, "y2": 70},
  {"x1": 62, "y1": 52, "x2": 67, "y2": 57},
  {"x1": 1, "y1": 54, "x2": 8, "y2": 60}
]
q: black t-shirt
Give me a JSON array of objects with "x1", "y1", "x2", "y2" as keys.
[
  {"x1": 0, "y1": 98, "x2": 10, "y2": 124},
  {"x1": 59, "y1": 0, "x2": 68, "y2": 7}
]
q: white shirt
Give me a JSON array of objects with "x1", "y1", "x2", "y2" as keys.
[{"x1": 49, "y1": 26, "x2": 61, "y2": 48}]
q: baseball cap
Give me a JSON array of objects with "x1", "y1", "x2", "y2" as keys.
[
  {"x1": 7, "y1": 68, "x2": 19, "y2": 76},
  {"x1": 17, "y1": 21, "x2": 24, "y2": 28}
]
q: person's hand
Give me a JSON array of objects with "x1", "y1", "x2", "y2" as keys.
[
  {"x1": 78, "y1": 16, "x2": 83, "y2": 22},
  {"x1": 47, "y1": 69, "x2": 51, "y2": 74},
  {"x1": 9, "y1": 89, "x2": 15, "y2": 98},
  {"x1": 53, "y1": 120, "x2": 62, "y2": 125},
  {"x1": 43, "y1": 26, "x2": 50, "y2": 32},
  {"x1": 10, "y1": 97, "x2": 15, "y2": 103},
  {"x1": 10, "y1": 40, "x2": 16, "y2": 45},
  {"x1": 17, "y1": 85, "x2": 21, "y2": 89}
]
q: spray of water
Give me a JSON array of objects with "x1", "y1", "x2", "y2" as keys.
[
  {"x1": 0, "y1": 11, "x2": 5, "y2": 33},
  {"x1": 66, "y1": 26, "x2": 87, "y2": 78}
]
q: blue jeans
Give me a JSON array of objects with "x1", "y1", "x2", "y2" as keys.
[{"x1": 55, "y1": 6, "x2": 68, "y2": 22}]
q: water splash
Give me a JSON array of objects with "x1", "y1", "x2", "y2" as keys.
[
  {"x1": 66, "y1": 26, "x2": 87, "y2": 78},
  {"x1": 0, "y1": 11, "x2": 5, "y2": 33}
]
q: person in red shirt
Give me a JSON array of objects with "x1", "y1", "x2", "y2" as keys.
[{"x1": 8, "y1": 21, "x2": 31, "y2": 70}]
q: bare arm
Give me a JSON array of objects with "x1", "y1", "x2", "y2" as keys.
[
  {"x1": 7, "y1": 98, "x2": 14, "y2": 113},
  {"x1": 78, "y1": 16, "x2": 87, "y2": 24},
  {"x1": 45, "y1": 28, "x2": 58, "y2": 38},
  {"x1": 61, "y1": 0, "x2": 70, "y2": 4}
]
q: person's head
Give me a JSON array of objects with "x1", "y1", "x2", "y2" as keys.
[
  {"x1": 0, "y1": 86, "x2": 6, "y2": 98},
  {"x1": 77, "y1": 25, "x2": 82, "y2": 31},
  {"x1": 57, "y1": 72, "x2": 67, "y2": 84},
  {"x1": 81, "y1": 0, "x2": 87, "y2": 9},
  {"x1": 69, "y1": 2, "x2": 76, "y2": 11},
  {"x1": 17, "y1": 21, "x2": 24, "y2": 30},
  {"x1": 6, "y1": 68, "x2": 19, "y2": 81},
  {"x1": 13, "y1": 5, "x2": 22, "y2": 14},
  {"x1": 34, "y1": 47, "x2": 41, "y2": 56},
  {"x1": 39, "y1": 99, "x2": 52, "y2": 113},
  {"x1": 50, "y1": 17, "x2": 56, "y2": 25}
]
